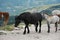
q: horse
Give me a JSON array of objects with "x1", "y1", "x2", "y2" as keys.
[
  {"x1": 0, "y1": 12, "x2": 9, "y2": 26},
  {"x1": 42, "y1": 13, "x2": 60, "y2": 33},
  {"x1": 52, "y1": 10, "x2": 60, "y2": 17},
  {"x1": 52, "y1": 10, "x2": 60, "y2": 15},
  {"x1": 52, "y1": 10, "x2": 60, "y2": 30},
  {"x1": 15, "y1": 12, "x2": 43, "y2": 34}
]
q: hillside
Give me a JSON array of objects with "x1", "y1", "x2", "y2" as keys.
[
  {"x1": 6, "y1": 4, "x2": 60, "y2": 24},
  {"x1": 24, "y1": 3, "x2": 60, "y2": 13},
  {"x1": 0, "y1": 3, "x2": 60, "y2": 25}
]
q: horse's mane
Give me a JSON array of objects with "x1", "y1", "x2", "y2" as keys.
[
  {"x1": 19, "y1": 12, "x2": 31, "y2": 17},
  {"x1": 20, "y1": 12, "x2": 31, "y2": 15},
  {"x1": 16, "y1": 12, "x2": 31, "y2": 19}
]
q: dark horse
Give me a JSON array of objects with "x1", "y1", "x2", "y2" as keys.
[
  {"x1": 15, "y1": 12, "x2": 43, "y2": 34},
  {"x1": 0, "y1": 12, "x2": 9, "y2": 26}
]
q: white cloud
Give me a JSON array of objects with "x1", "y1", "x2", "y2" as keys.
[
  {"x1": 7, "y1": 7, "x2": 11, "y2": 9},
  {"x1": 13, "y1": 10, "x2": 16, "y2": 12},
  {"x1": 14, "y1": 6, "x2": 23, "y2": 9},
  {"x1": 33, "y1": 0, "x2": 44, "y2": 5}
]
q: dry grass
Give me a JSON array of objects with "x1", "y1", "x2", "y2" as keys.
[
  {"x1": 0, "y1": 20, "x2": 46, "y2": 31},
  {"x1": 0, "y1": 24, "x2": 14, "y2": 31}
]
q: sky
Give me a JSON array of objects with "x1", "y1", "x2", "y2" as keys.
[{"x1": 0, "y1": 0, "x2": 60, "y2": 16}]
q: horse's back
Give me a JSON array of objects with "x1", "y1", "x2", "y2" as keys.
[
  {"x1": 19, "y1": 12, "x2": 42, "y2": 24},
  {"x1": 20, "y1": 12, "x2": 42, "y2": 21},
  {"x1": 32, "y1": 13, "x2": 42, "y2": 21},
  {"x1": 47, "y1": 15, "x2": 59, "y2": 23},
  {"x1": 20, "y1": 12, "x2": 31, "y2": 16},
  {"x1": 0, "y1": 12, "x2": 9, "y2": 16},
  {"x1": 53, "y1": 15, "x2": 59, "y2": 22}
]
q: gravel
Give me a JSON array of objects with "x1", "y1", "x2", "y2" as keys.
[{"x1": 0, "y1": 24, "x2": 60, "y2": 40}]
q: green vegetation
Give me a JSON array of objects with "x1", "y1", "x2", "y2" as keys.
[
  {"x1": 0, "y1": 23, "x2": 25, "y2": 31},
  {"x1": 0, "y1": 25, "x2": 14, "y2": 31},
  {"x1": 0, "y1": 3, "x2": 60, "y2": 31},
  {"x1": 0, "y1": 20, "x2": 46, "y2": 31}
]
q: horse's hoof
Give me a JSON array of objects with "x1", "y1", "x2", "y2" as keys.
[
  {"x1": 23, "y1": 32, "x2": 26, "y2": 35},
  {"x1": 39, "y1": 30, "x2": 41, "y2": 33},
  {"x1": 27, "y1": 31, "x2": 30, "y2": 34},
  {"x1": 55, "y1": 31, "x2": 57, "y2": 32},
  {"x1": 36, "y1": 31, "x2": 37, "y2": 32},
  {"x1": 39, "y1": 32, "x2": 41, "y2": 33},
  {"x1": 27, "y1": 32, "x2": 29, "y2": 34},
  {"x1": 39, "y1": 31, "x2": 41, "y2": 33},
  {"x1": 23, "y1": 31, "x2": 26, "y2": 35},
  {"x1": 47, "y1": 31, "x2": 50, "y2": 33},
  {"x1": 35, "y1": 29, "x2": 38, "y2": 32}
]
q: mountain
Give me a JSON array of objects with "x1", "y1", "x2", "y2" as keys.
[
  {"x1": 0, "y1": 0, "x2": 60, "y2": 16},
  {"x1": 8, "y1": 4, "x2": 60, "y2": 24},
  {"x1": 40, "y1": 5, "x2": 60, "y2": 15},
  {"x1": 47, "y1": 5, "x2": 60, "y2": 10},
  {"x1": 0, "y1": 3, "x2": 60, "y2": 25}
]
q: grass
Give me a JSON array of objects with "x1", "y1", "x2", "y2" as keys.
[
  {"x1": 0, "y1": 23, "x2": 25, "y2": 31},
  {"x1": 0, "y1": 20, "x2": 46, "y2": 31},
  {"x1": 0, "y1": 3, "x2": 60, "y2": 31},
  {"x1": 0, "y1": 24, "x2": 14, "y2": 31}
]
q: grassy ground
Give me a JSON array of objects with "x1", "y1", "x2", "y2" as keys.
[
  {"x1": 0, "y1": 24, "x2": 14, "y2": 31},
  {"x1": 0, "y1": 23, "x2": 25, "y2": 31},
  {"x1": 0, "y1": 20, "x2": 46, "y2": 31}
]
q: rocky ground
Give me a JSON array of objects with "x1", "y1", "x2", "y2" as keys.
[{"x1": 0, "y1": 24, "x2": 60, "y2": 40}]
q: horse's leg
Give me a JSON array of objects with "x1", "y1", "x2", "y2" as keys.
[
  {"x1": 47, "y1": 21, "x2": 50, "y2": 33},
  {"x1": 39, "y1": 21, "x2": 42, "y2": 33},
  {"x1": 3, "y1": 13, "x2": 9, "y2": 26},
  {"x1": 23, "y1": 25, "x2": 27, "y2": 34},
  {"x1": 0, "y1": 14, "x2": 2, "y2": 20},
  {"x1": 27, "y1": 25, "x2": 30, "y2": 34},
  {"x1": 3, "y1": 17, "x2": 9, "y2": 26},
  {"x1": 55, "y1": 22, "x2": 58, "y2": 32},
  {"x1": 3, "y1": 19, "x2": 8, "y2": 26},
  {"x1": 0, "y1": 15, "x2": 2, "y2": 26},
  {"x1": 35, "y1": 23, "x2": 38, "y2": 32},
  {"x1": 23, "y1": 24, "x2": 29, "y2": 34}
]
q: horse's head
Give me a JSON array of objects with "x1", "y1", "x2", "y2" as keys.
[
  {"x1": 41, "y1": 13, "x2": 49, "y2": 20},
  {"x1": 14, "y1": 16, "x2": 21, "y2": 27}
]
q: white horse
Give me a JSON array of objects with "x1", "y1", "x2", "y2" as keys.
[
  {"x1": 42, "y1": 13, "x2": 60, "y2": 33},
  {"x1": 52, "y1": 10, "x2": 60, "y2": 30},
  {"x1": 52, "y1": 10, "x2": 60, "y2": 15}
]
